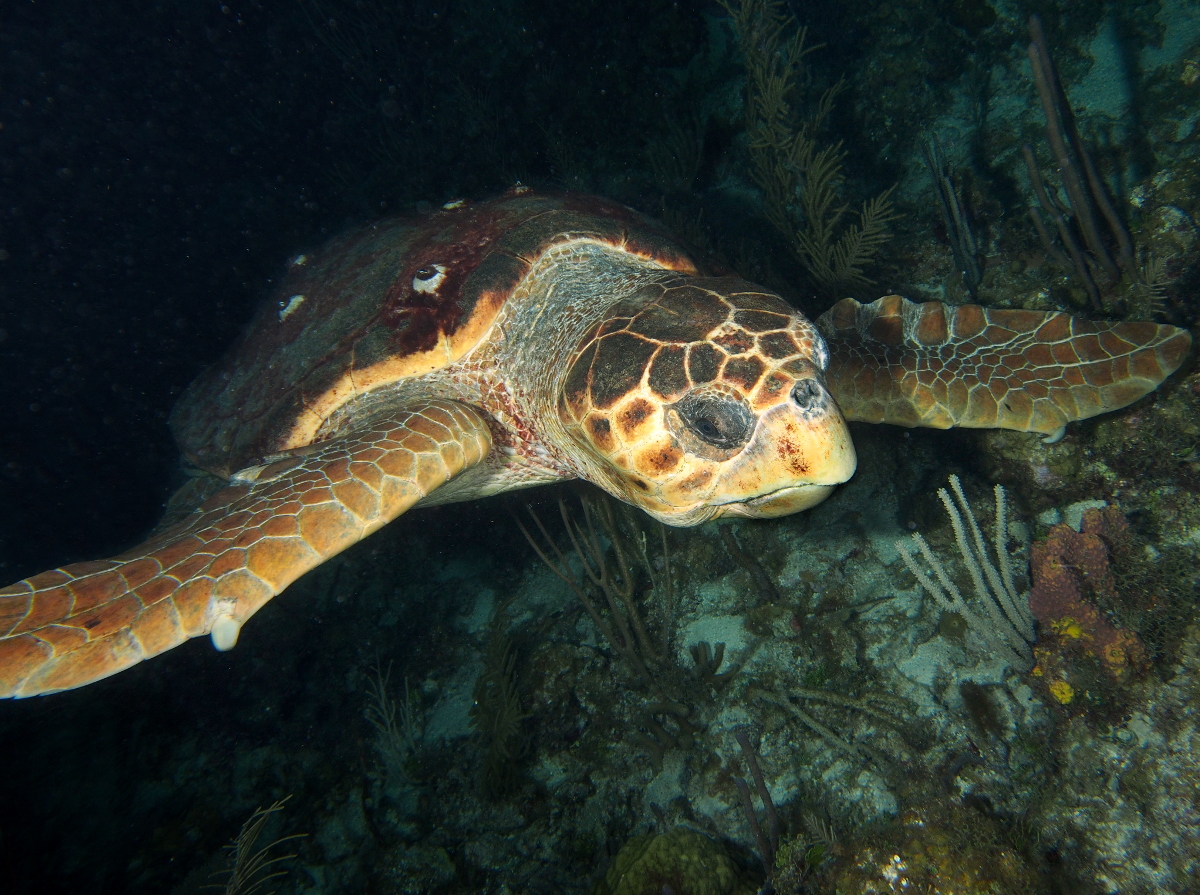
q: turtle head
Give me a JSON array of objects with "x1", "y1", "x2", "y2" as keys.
[{"x1": 559, "y1": 278, "x2": 856, "y2": 526}]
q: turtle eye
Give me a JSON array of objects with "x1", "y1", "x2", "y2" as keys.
[{"x1": 675, "y1": 392, "x2": 754, "y2": 449}]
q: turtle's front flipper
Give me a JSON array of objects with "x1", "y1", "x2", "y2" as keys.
[
  {"x1": 0, "y1": 401, "x2": 491, "y2": 697},
  {"x1": 818, "y1": 295, "x2": 1191, "y2": 437}
]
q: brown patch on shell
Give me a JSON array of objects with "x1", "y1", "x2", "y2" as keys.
[
  {"x1": 586, "y1": 415, "x2": 615, "y2": 452},
  {"x1": 637, "y1": 441, "x2": 683, "y2": 476},
  {"x1": 722, "y1": 355, "x2": 766, "y2": 392},
  {"x1": 616, "y1": 397, "x2": 656, "y2": 440},
  {"x1": 713, "y1": 329, "x2": 755, "y2": 355},
  {"x1": 686, "y1": 344, "x2": 722, "y2": 385},
  {"x1": 648, "y1": 346, "x2": 689, "y2": 400},
  {"x1": 591, "y1": 333, "x2": 658, "y2": 410}
]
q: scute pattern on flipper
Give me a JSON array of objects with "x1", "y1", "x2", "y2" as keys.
[
  {"x1": 0, "y1": 401, "x2": 491, "y2": 698},
  {"x1": 817, "y1": 295, "x2": 1192, "y2": 434}
]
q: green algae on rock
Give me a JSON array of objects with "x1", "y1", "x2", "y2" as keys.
[{"x1": 591, "y1": 828, "x2": 760, "y2": 895}]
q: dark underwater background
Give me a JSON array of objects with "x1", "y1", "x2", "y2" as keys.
[{"x1": 2, "y1": 1, "x2": 1199, "y2": 893}]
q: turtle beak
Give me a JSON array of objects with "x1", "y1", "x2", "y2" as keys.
[
  {"x1": 715, "y1": 376, "x2": 857, "y2": 518},
  {"x1": 722, "y1": 483, "x2": 840, "y2": 518}
]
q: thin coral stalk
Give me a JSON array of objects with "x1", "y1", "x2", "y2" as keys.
[
  {"x1": 516, "y1": 495, "x2": 660, "y2": 683},
  {"x1": 898, "y1": 475, "x2": 1035, "y2": 668},
  {"x1": 215, "y1": 797, "x2": 306, "y2": 895},
  {"x1": 735, "y1": 729, "x2": 781, "y2": 861},
  {"x1": 1025, "y1": 15, "x2": 1139, "y2": 310}
]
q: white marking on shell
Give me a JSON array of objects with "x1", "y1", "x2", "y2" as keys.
[
  {"x1": 814, "y1": 334, "x2": 829, "y2": 369},
  {"x1": 413, "y1": 263, "x2": 447, "y2": 294},
  {"x1": 230, "y1": 464, "x2": 267, "y2": 484},
  {"x1": 443, "y1": 198, "x2": 465, "y2": 209},
  {"x1": 279, "y1": 294, "x2": 306, "y2": 321}
]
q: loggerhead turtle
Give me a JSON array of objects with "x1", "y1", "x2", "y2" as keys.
[{"x1": 0, "y1": 190, "x2": 1190, "y2": 697}]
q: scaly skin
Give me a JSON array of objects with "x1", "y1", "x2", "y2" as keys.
[
  {"x1": 0, "y1": 401, "x2": 491, "y2": 697},
  {"x1": 819, "y1": 295, "x2": 1192, "y2": 437}
]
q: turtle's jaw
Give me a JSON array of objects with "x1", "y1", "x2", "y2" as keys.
[
  {"x1": 720, "y1": 483, "x2": 838, "y2": 519},
  {"x1": 627, "y1": 389, "x2": 857, "y2": 525},
  {"x1": 707, "y1": 397, "x2": 857, "y2": 518}
]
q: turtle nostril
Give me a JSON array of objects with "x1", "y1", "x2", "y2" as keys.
[{"x1": 791, "y1": 378, "x2": 823, "y2": 411}]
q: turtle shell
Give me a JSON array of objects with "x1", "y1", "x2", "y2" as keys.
[{"x1": 171, "y1": 191, "x2": 700, "y2": 476}]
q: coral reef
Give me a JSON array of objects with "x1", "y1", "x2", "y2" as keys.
[
  {"x1": 1031, "y1": 624, "x2": 1200, "y2": 893},
  {"x1": 590, "y1": 828, "x2": 759, "y2": 895},
  {"x1": 1029, "y1": 506, "x2": 1145, "y2": 687},
  {"x1": 826, "y1": 800, "x2": 1046, "y2": 895}
]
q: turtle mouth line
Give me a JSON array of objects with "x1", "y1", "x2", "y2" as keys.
[
  {"x1": 733, "y1": 484, "x2": 821, "y2": 508},
  {"x1": 715, "y1": 481, "x2": 842, "y2": 520},
  {"x1": 691, "y1": 482, "x2": 824, "y2": 511}
]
